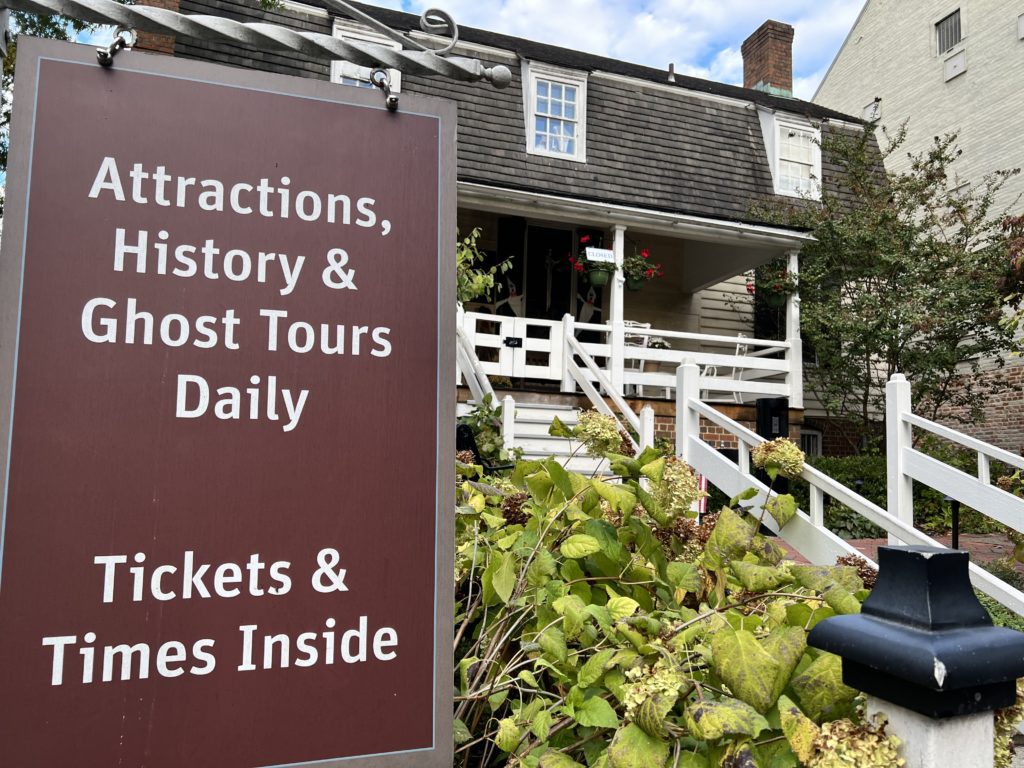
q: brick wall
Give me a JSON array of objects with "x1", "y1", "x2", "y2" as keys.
[
  {"x1": 133, "y1": 0, "x2": 179, "y2": 55},
  {"x1": 936, "y1": 365, "x2": 1024, "y2": 456}
]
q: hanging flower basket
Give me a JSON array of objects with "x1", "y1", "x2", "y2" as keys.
[
  {"x1": 622, "y1": 246, "x2": 664, "y2": 289},
  {"x1": 766, "y1": 292, "x2": 788, "y2": 308},
  {"x1": 588, "y1": 270, "x2": 610, "y2": 287},
  {"x1": 626, "y1": 276, "x2": 645, "y2": 291}
]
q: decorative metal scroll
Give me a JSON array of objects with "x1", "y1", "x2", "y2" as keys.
[{"x1": 0, "y1": 0, "x2": 512, "y2": 96}]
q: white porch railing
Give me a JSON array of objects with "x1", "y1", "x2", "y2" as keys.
[
  {"x1": 459, "y1": 310, "x2": 799, "y2": 405},
  {"x1": 675, "y1": 360, "x2": 1024, "y2": 616}
]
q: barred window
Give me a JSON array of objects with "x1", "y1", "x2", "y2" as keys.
[{"x1": 936, "y1": 10, "x2": 962, "y2": 55}]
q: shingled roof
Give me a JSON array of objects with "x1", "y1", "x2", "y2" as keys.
[{"x1": 175, "y1": 0, "x2": 864, "y2": 226}]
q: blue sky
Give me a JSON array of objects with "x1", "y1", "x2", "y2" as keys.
[{"x1": 374, "y1": 0, "x2": 866, "y2": 100}]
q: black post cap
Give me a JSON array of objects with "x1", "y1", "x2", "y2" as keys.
[{"x1": 808, "y1": 546, "x2": 1024, "y2": 718}]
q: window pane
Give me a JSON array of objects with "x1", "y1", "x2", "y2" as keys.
[
  {"x1": 536, "y1": 116, "x2": 548, "y2": 132},
  {"x1": 565, "y1": 103, "x2": 576, "y2": 120},
  {"x1": 564, "y1": 139, "x2": 575, "y2": 155},
  {"x1": 535, "y1": 133, "x2": 547, "y2": 149},
  {"x1": 565, "y1": 86, "x2": 576, "y2": 103},
  {"x1": 550, "y1": 120, "x2": 561, "y2": 136},
  {"x1": 551, "y1": 100, "x2": 562, "y2": 117},
  {"x1": 537, "y1": 97, "x2": 549, "y2": 114},
  {"x1": 537, "y1": 80, "x2": 548, "y2": 97},
  {"x1": 551, "y1": 83, "x2": 562, "y2": 100}
]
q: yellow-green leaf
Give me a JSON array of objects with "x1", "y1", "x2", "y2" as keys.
[
  {"x1": 539, "y1": 751, "x2": 586, "y2": 768},
  {"x1": 684, "y1": 698, "x2": 770, "y2": 740},
  {"x1": 492, "y1": 552, "x2": 518, "y2": 603},
  {"x1": 578, "y1": 648, "x2": 616, "y2": 688},
  {"x1": 607, "y1": 596, "x2": 640, "y2": 621},
  {"x1": 607, "y1": 723, "x2": 670, "y2": 768},
  {"x1": 791, "y1": 652, "x2": 857, "y2": 722},
  {"x1": 704, "y1": 507, "x2": 756, "y2": 570},
  {"x1": 778, "y1": 695, "x2": 820, "y2": 764},
  {"x1": 710, "y1": 628, "x2": 781, "y2": 713},
  {"x1": 592, "y1": 478, "x2": 637, "y2": 515},
  {"x1": 575, "y1": 696, "x2": 620, "y2": 729},
  {"x1": 561, "y1": 534, "x2": 601, "y2": 559},
  {"x1": 761, "y1": 625, "x2": 807, "y2": 702},
  {"x1": 731, "y1": 561, "x2": 791, "y2": 592},
  {"x1": 635, "y1": 693, "x2": 676, "y2": 739},
  {"x1": 494, "y1": 716, "x2": 521, "y2": 752},
  {"x1": 765, "y1": 493, "x2": 798, "y2": 528}
]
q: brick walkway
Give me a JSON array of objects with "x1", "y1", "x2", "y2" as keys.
[{"x1": 786, "y1": 533, "x2": 1022, "y2": 570}]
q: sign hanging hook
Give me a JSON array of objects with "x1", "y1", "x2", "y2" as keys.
[
  {"x1": 97, "y1": 27, "x2": 137, "y2": 67},
  {"x1": 370, "y1": 67, "x2": 398, "y2": 112}
]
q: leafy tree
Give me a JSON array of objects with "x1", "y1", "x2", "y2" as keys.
[{"x1": 757, "y1": 125, "x2": 1020, "y2": 448}]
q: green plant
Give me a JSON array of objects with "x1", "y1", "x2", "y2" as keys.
[
  {"x1": 458, "y1": 394, "x2": 519, "y2": 466},
  {"x1": 622, "y1": 247, "x2": 664, "y2": 284},
  {"x1": 457, "y1": 227, "x2": 512, "y2": 303},
  {"x1": 452, "y1": 435, "x2": 902, "y2": 767}
]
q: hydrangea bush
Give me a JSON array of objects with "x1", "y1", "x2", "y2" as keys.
[{"x1": 452, "y1": 428, "x2": 913, "y2": 767}]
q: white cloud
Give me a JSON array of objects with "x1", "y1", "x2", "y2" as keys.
[{"x1": 386, "y1": 0, "x2": 866, "y2": 98}]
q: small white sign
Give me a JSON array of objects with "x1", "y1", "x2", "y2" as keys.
[{"x1": 585, "y1": 247, "x2": 615, "y2": 264}]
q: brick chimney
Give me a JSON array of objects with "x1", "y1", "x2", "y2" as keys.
[
  {"x1": 741, "y1": 20, "x2": 794, "y2": 97},
  {"x1": 132, "y1": 0, "x2": 179, "y2": 55}
]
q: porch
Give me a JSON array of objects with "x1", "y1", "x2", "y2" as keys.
[{"x1": 456, "y1": 182, "x2": 810, "y2": 411}]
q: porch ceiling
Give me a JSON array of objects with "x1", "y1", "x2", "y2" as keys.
[{"x1": 458, "y1": 182, "x2": 813, "y2": 291}]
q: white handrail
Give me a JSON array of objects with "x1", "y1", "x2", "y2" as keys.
[
  {"x1": 565, "y1": 335, "x2": 641, "y2": 453},
  {"x1": 455, "y1": 326, "x2": 495, "y2": 403},
  {"x1": 679, "y1": 364, "x2": 1024, "y2": 615},
  {"x1": 903, "y1": 412, "x2": 1024, "y2": 471}
]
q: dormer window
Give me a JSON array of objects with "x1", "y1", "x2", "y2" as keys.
[
  {"x1": 331, "y1": 19, "x2": 402, "y2": 93},
  {"x1": 523, "y1": 62, "x2": 587, "y2": 161},
  {"x1": 757, "y1": 110, "x2": 821, "y2": 200},
  {"x1": 777, "y1": 124, "x2": 819, "y2": 196}
]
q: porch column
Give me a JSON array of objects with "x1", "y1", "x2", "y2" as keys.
[
  {"x1": 785, "y1": 249, "x2": 804, "y2": 409},
  {"x1": 609, "y1": 224, "x2": 627, "y2": 395}
]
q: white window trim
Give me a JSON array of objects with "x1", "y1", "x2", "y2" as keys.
[
  {"x1": 757, "y1": 109, "x2": 822, "y2": 200},
  {"x1": 521, "y1": 61, "x2": 587, "y2": 162},
  {"x1": 799, "y1": 428, "x2": 823, "y2": 458},
  {"x1": 331, "y1": 19, "x2": 402, "y2": 93},
  {"x1": 1017, "y1": 13, "x2": 1023, "y2": 40}
]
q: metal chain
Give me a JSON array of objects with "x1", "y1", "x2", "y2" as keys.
[{"x1": 0, "y1": 0, "x2": 512, "y2": 89}]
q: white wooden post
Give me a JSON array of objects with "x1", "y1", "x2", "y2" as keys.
[
  {"x1": 456, "y1": 303, "x2": 465, "y2": 387},
  {"x1": 886, "y1": 374, "x2": 914, "y2": 545},
  {"x1": 866, "y1": 699, "x2": 993, "y2": 768},
  {"x1": 676, "y1": 359, "x2": 701, "y2": 463},
  {"x1": 785, "y1": 249, "x2": 804, "y2": 409},
  {"x1": 561, "y1": 313, "x2": 576, "y2": 393},
  {"x1": 639, "y1": 405, "x2": 655, "y2": 451},
  {"x1": 502, "y1": 395, "x2": 516, "y2": 451},
  {"x1": 609, "y1": 225, "x2": 626, "y2": 396}
]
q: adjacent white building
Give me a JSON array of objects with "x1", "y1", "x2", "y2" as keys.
[{"x1": 814, "y1": 0, "x2": 1024, "y2": 453}]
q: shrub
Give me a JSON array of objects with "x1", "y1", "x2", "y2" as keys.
[{"x1": 451, "y1": 437, "x2": 903, "y2": 767}]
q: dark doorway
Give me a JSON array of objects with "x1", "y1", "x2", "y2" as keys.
[{"x1": 525, "y1": 226, "x2": 574, "y2": 320}]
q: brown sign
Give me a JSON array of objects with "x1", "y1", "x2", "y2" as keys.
[{"x1": 0, "y1": 39, "x2": 454, "y2": 767}]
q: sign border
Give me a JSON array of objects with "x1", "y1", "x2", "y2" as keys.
[{"x1": 0, "y1": 38, "x2": 455, "y2": 768}]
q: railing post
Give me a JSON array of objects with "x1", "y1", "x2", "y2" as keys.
[
  {"x1": 886, "y1": 374, "x2": 914, "y2": 546},
  {"x1": 785, "y1": 249, "x2": 804, "y2": 409},
  {"x1": 456, "y1": 304, "x2": 465, "y2": 387},
  {"x1": 609, "y1": 225, "x2": 626, "y2": 396},
  {"x1": 561, "y1": 313, "x2": 576, "y2": 393},
  {"x1": 676, "y1": 359, "x2": 701, "y2": 464},
  {"x1": 810, "y1": 547, "x2": 1024, "y2": 768},
  {"x1": 502, "y1": 395, "x2": 516, "y2": 451},
  {"x1": 610, "y1": 320, "x2": 625, "y2": 396},
  {"x1": 639, "y1": 405, "x2": 655, "y2": 451}
]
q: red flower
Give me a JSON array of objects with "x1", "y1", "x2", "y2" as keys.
[
  {"x1": 641, "y1": 248, "x2": 649, "y2": 259},
  {"x1": 580, "y1": 234, "x2": 591, "y2": 244},
  {"x1": 746, "y1": 281, "x2": 756, "y2": 295},
  {"x1": 575, "y1": 263, "x2": 585, "y2": 273}
]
